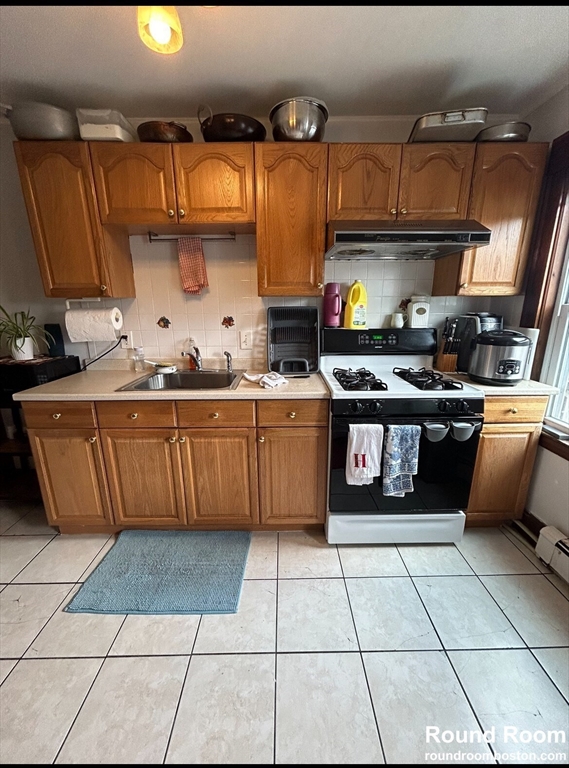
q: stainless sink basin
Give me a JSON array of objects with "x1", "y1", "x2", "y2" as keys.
[{"x1": 117, "y1": 369, "x2": 245, "y2": 392}]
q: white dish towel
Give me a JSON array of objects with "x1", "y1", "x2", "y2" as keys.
[
  {"x1": 382, "y1": 424, "x2": 421, "y2": 497},
  {"x1": 345, "y1": 424, "x2": 384, "y2": 486},
  {"x1": 242, "y1": 372, "x2": 289, "y2": 389}
]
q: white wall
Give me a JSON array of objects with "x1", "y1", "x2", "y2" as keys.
[
  {"x1": 523, "y1": 85, "x2": 569, "y2": 143},
  {"x1": 526, "y1": 448, "x2": 569, "y2": 536}
]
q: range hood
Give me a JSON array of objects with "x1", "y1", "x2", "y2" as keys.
[{"x1": 325, "y1": 220, "x2": 491, "y2": 260}]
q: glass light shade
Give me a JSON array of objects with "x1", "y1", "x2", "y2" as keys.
[{"x1": 138, "y1": 6, "x2": 183, "y2": 54}]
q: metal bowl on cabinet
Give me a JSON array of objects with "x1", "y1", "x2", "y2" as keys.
[{"x1": 269, "y1": 97, "x2": 329, "y2": 141}]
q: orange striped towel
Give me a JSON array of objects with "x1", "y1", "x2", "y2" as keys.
[{"x1": 178, "y1": 237, "x2": 209, "y2": 295}]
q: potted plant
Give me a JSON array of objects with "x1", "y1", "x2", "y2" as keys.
[{"x1": 0, "y1": 305, "x2": 54, "y2": 361}]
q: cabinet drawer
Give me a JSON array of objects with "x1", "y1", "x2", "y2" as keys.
[
  {"x1": 177, "y1": 400, "x2": 255, "y2": 427},
  {"x1": 96, "y1": 401, "x2": 176, "y2": 428},
  {"x1": 257, "y1": 399, "x2": 329, "y2": 427},
  {"x1": 484, "y1": 396, "x2": 548, "y2": 424},
  {"x1": 23, "y1": 401, "x2": 96, "y2": 429}
]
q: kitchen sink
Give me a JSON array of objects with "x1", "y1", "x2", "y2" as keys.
[{"x1": 117, "y1": 369, "x2": 245, "y2": 391}]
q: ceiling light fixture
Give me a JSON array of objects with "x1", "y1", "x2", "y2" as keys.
[{"x1": 137, "y1": 6, "x2": 183, "y2": 54}]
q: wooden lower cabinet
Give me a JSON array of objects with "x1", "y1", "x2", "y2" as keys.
[
  {"x1": 258, "y1": 427, "x2": 327, "y2": 525},
  {"x1": 28, "y1": 429, "x2": 112, "y2": 526},
  {"x1": 180, "y1": 428, "x2": 259, "y2": 525},
  {"x1": 101, "y1": 429, "x2": 186, "y2": 526},
  {"x1": 466, "y1": 423, "x2": 542, "y2": 524}
]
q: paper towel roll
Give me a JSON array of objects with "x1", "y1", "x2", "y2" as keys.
[{"x1": 65, "y1": 307, "x2": 123, "y2": 343}]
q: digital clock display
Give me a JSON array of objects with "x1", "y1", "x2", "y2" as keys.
[{"x1": 372, "y1": 335, "x2": 384, "y2": 340}]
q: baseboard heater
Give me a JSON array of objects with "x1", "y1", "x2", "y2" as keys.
[{"x1": 535, "y1": 526, "x2": 569, "y2": 583}]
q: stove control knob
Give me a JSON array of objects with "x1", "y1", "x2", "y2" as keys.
[
  {"x1": 368, "y1": 401, "x2": 382, "y2": 415},
  {"x1": 457, "y1": 400, "x2": 470, "y2": 413},
  {"x1": 438, "y1": 400, "x2": 451, "y2": 413},
  {"x1": 350, "y1": 401, "x2": 364, "y2": 414}
]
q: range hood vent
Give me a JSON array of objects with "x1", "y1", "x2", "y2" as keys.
[{"x1": 325, "y1": 220, "x2": 491, "y2": 260}]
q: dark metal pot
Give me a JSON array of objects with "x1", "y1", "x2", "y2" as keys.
[
  {"x1": 197, "y1": 105, "x2": 266, "y2": 142},
  {"x1": 137, "y1": 121, "x2": 193, "y2": 142}
]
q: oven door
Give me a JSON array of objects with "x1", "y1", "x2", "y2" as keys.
[{"x1": 329, "y1": 416, "x2": 483, "y2": 516}]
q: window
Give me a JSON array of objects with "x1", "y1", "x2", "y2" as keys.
[{"x1": 542, "y1": 243, "x2": 569, "y2": 436}]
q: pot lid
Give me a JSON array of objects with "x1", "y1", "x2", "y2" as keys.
[
  {"x1": 269, "y1": 97, "x2": 329, "y2": 122},
  {"x1": 476, "y1": 330, "x2": 531, "y2": 346}
]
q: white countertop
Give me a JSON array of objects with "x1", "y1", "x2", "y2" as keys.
[
  {"x1": 441, "y1": 372, "x2": 558, "y2": 397},
  {"x1": 13, "y1": 369, "x2": 330, "y2": 402}
]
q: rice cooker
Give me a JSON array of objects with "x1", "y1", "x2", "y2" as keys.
[{"x1": 468, "y1": 330, "x2": 532, "y2": 386}]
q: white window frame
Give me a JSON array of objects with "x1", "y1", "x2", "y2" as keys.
[{"x1": 541, "y1": 241, "x2": 569, "y2": 437}]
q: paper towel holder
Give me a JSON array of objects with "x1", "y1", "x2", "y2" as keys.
[{"x1": 65, "y1": 298, "x2": 102, "y2": 311}]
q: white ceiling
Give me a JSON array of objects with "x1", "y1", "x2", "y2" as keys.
[{"x1": 0, "y1": 5, "x2": 568, "y2": 119}]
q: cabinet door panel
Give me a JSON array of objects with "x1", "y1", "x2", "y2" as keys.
[
  {"x1": 458, "y1": 143, "x2": 548, "y2": 294},
  {"x1": 101, "y1": 429, "x2": 186, "y2": 525},
  {"x1": 173, "y1": 144, "x2": 254, "y2": 223},
  {"x1": 256, "y1": 143, "x2": 327, "y2": 296},
  {"x1": 180, "y1": 428, "x2": 258, "y2": 524},
  {"x1": 258, "y1": 427, "x2": 327, "y2": 524},
  {"x1": 14, "y1": 142, "x2": 104, "y2": 297},
  {"x1": 28, "y1": 429, "x2": 112, "y2": 526},
  {"x1": 327, "y1": 144, "x2": 401, "y2": 220},
  {"x1": 90, "y1": 143, "x2": 177, "y2": 224},
  {"x1": 467, "y1": 423, "x2": 541, "y2": 521},
  {"x1": 399, "y1": 143, "x2": 475, "y2": 219}
]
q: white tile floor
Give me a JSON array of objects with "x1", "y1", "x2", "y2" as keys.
[{"x1": 0, "y1": 500, "x2": 568, "y2": 765}]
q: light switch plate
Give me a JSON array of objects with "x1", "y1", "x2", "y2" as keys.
[{"x1": 239, "y1": 331, "x2": 251, "y2": 349}]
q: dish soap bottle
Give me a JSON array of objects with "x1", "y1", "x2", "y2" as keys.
[{"x1": 344, "y1": 280, "x2": 368, "y2": 329}]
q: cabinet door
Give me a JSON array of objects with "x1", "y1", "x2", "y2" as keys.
[
  {"x1": 256, "y1": 143, "x2": 328, "y2": 296},
  {"x1": 173, "y1": 144, "x2": 255, "y2": 223},
  {"x1": 101, "y1": 429, "x2": 186, "y2": 526},
  {"x1": 455, "y1": 143, "x2": 548, "y2": 295},
  {"x1": 14, "y1": 142, "x2": 105, "y2": 297},
  {"x1": 467, "y1": 423, "x2": 541, "y2": 524},
  {"x1": 398, "y1": 143, "x2": 475, "y2": 219},
  {"x1": 327, "y1": 144, "x2": 401, "y2": 220},
  {"x1": 28, "y1": 429, "x2": 112, "y2": 527},
  {"x1": 258, "y1": 427, "x2": 327, "y2": 524},
  {"x1": 90, "y1": 143, "x2": 177, "y2": 224},
  {"x1": 180, "y1": 428, "x2": 258, "y2": 524}
]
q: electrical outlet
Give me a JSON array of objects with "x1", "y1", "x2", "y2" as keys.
[
  {"x1": 239, "y1": 331, "x2": 251, "y2": 350},
  {"x1": 120, "y1": 331, "x2": 134, "y2": 349}
]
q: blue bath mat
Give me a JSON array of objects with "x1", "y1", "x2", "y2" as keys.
[{"x1": 66, "y1": 530, "x2": 251, "y2": 615}]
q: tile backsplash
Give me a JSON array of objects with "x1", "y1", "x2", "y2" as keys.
[{"x1": 89, "y1": 234, "x2": 492, "y2": 364}]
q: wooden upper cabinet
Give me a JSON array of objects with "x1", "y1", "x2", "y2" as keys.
[
  {"x1": 433, "y1": 143, "x2": 548, "y2": 296},
  {"x1": 90, "y1": 143, "x2": 177, "y2": 225},
  {"x1": 28, "y1": 428, "x2": 112, "y2": 527},
  {"x1": 327, "y1": 144, "x2": 401, "y2": 220},
  {"x1": 14, "y1": 141, "x2": 134, "y2": 298},
  {"x1": 173, "y1": 144, "x2": 255, "y2": 223},
  {"x1": 256, "y1": 143, "x2": 328, "y2": 296},
  {"x1": 398, "y1": 143, "x2": 475, "y2": 219}
]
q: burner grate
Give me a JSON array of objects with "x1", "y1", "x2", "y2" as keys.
[
  {"x1": 333, "y1": 367, "x2": 388, "y2": 392},
  {"x1": 393, "y1": 366, "x2": 464, "y2": 391}
]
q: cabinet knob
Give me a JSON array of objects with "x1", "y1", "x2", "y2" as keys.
[
  {"x1": 130, "y1": 413, "x2": 138, "y2": 420},
  {"x1": 317, "y1": 283, "x2": 323, "y2": 289},
  {"x1": 258, "y1": 436, "x2": 265, "y2": 443},
  {"x1": 168, "y1": 436, "x2": 176, "y2": 443},
  {"x1": 167, "y1": 209, "x2": 175, "y2": 218},
  {"x1": 510, "y1": 407, "x2": 519, "y2": 414},
  {"x1": 52, "y1": 413, "x2": 61, "y2": 420},
  {"x1": 400, "y1": 208, "x2": 408, "y2": 214},
  {"x1": 460, "y1": 283, "x2": 469, "y2": 289},
  {"x1": 100, "y1": 285, "x2": 107, "y2": 293},
  {"x1": 288, "y1": 412, "x2": 296, "y2": 419},
  {"x1": 211, "y1": 412, "x2": 219, "y2": 419},
  {"x1": 179, "y1": 436, "x2": 186, "y2": 443},
  {"x1": 88, "y1": 436, "x2": 97, "y2": 443},
  {"x1": 390, "y1": 208, "x2": 397, "y2": 215},
  {"x1": 179, "y1": 209, "x2": 186, "y2": 218}
]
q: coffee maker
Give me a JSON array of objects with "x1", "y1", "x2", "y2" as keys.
[{"x1": 455, "y1": 312, "x2": 503, "y2": 372}]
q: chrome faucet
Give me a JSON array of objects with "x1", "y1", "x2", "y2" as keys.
[
  {"x1": 182, "y1": 346, "x2": 202, "y2": 371},
  {"x1": 224, "y1": 351, "x2": 233, "y2": 373}
]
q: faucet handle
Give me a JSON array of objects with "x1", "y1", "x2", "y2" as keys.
[{"x1": 224, "y1": 350, "x2": 233, "y2": 373}]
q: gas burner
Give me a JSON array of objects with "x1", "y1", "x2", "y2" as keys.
[
  {"x1": 333, "y1": 367, "x2": 388, "y2": 392},
  {"x1": 393, "y1": 366, "x2": 464, "y2": 392}
]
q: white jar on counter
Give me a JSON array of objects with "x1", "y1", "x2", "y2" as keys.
[{"x1": 408, "y1": 295, "x2": 430, "y2": 328}]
